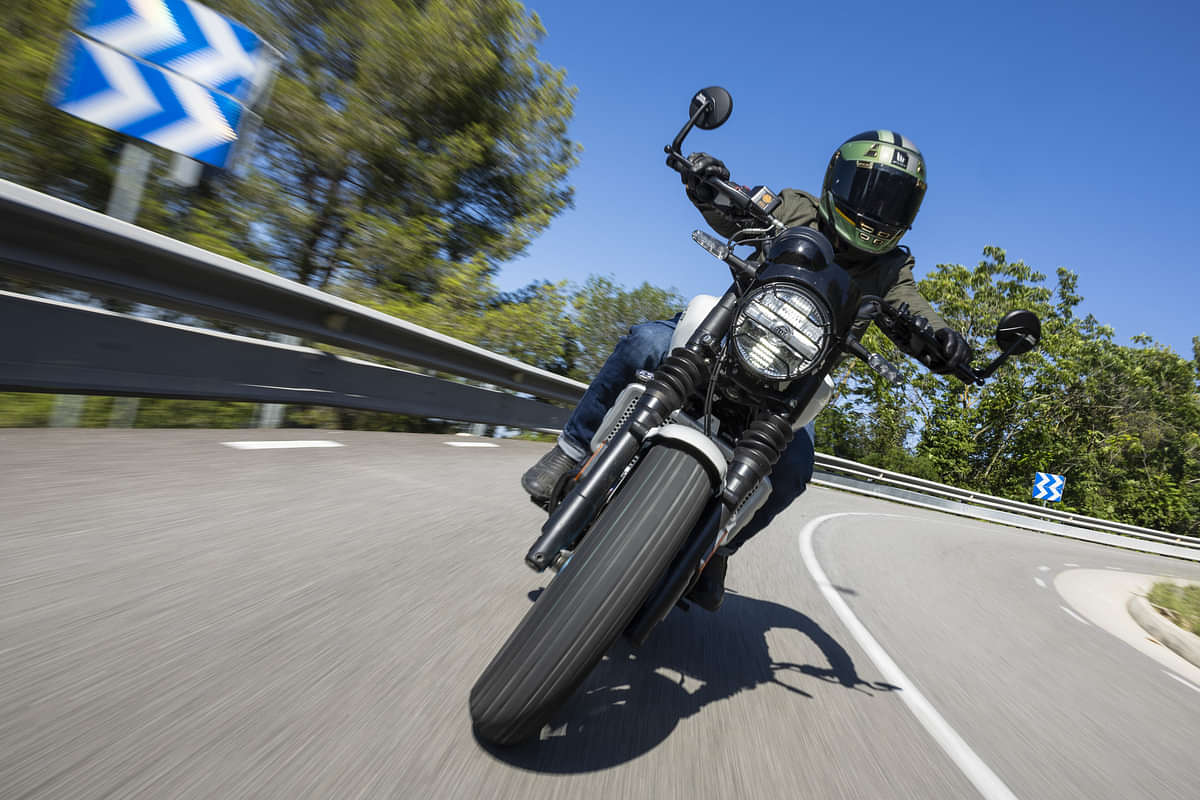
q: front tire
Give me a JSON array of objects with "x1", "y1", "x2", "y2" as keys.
[{"x1": 470, "y1": 443, "x2": 713, "y2": 745}]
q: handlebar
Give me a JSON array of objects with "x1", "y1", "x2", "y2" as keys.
[
  {"x1": 665, "y1": 149, "x2": 783, "y2": 230},
  {"x1": 665, "y1": 92, "x2": 1035, "y2": 390},
  {"x1": 861, "y1": 299, "x2": 982, "y2": 385}
]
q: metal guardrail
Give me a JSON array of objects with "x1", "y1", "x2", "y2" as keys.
[
  {"x1": 0, "y1": 178, "x2": 587, "y2": 428},
  {"x1": 1, "y1": 179, "x2": 1194, "y2": 556},
  {"x1": 0, "y1": 291, "x2": 573, "y2": 430},
  {"x1": 0, "y1": 178, "x2": 587, "y2": 404},
  {"x1": 812, "y1": 454, "x2": 1200, "y2": 559}
]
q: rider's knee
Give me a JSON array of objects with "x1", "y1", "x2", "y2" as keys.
[{"x1": 616, "y1": 320, "x2": 673, "y2": 367}]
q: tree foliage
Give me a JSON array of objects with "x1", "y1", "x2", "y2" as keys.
[
  {"x1": 208, "y1": 0, "x2": 579, "y2": 290},
  {"x1": 0, "y1": 0, "x2": 118, "y2": 207},
  {"x1": 569, "y1": 276, "x2": 685, "y2": 380},
  {"x1": 818, "y1": 247, "x2": 1200, "y2": 536},
  {"x1": 2, "y1": 0, "x2": 578, "y2": 291}
]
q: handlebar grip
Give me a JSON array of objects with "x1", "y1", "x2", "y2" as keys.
[{"x1": 705, "y1": 176, "x2": 748, "y2": 204}]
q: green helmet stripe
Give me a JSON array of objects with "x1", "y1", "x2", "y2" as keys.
[
  {"x1": 835, "y1": 140, "x2": 926, "y2": 181},
  {"x1": 821, "y1": 130, "x2": 927, "y2": 256}
]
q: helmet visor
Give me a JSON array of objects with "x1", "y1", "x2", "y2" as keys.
[{"x1": 827, "y1": 160, "x2": 925, "y2": 230}]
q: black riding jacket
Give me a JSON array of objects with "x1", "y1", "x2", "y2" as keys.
[{"x1": 700, "y1": 188, "x2": 949, "y2": 340}]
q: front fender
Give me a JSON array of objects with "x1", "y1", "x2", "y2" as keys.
[{"x1": 643, "y1": 422, "x2": 727, "y2": 487}]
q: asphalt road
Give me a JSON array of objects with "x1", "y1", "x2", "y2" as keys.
[{"x1": 1, "y1": 429, "x2": 1198, "y2": 799}]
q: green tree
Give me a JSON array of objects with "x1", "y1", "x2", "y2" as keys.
[
  {"x1": 3, "y1": 1, "x2": 578, "y2": 292},
  {"x1": 568, "y1": 275, "x2": 685, "y2": 381},
  {"x1": 356, "y1": 258, "x2": 574, "y2": 374},
  {"x1": 0, "y1": 0, "x2": 121, "y2": 208},
  {"x1": 815, "y1": 245, "x2": 1199, "y2": 534},
  {"x1": 907, "y1": 248, "x2": 1199, "y2": 535},
  {"x1": 200, "y1": 0, "x2": 579, "y2": 292},
  {"x1": 910, "y1": 247, "x2": 1065, "y2": 487}
]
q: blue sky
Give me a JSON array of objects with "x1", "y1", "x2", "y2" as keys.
[{"x1": 496, "y1": 0, "x2": 1200, "y2": 358}]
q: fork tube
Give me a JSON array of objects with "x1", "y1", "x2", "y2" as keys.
[{"x1": 524, "y1": 291, "x2": 738, "y2": 572}]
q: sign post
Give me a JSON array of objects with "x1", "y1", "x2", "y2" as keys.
[{"x1": 47, "y1": 0, "x2": 278, "y2": 428}]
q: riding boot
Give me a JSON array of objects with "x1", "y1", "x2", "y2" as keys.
[{"x1": 520, "y1": 444, "x2": 582, "y2": 508}]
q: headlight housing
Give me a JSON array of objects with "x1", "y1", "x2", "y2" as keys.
[{"x1": 731, "y1": 282, "x2": 832, "y2": 381}]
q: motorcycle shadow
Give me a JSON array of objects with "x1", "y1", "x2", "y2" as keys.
[{"x1": 474, "y1": 588, "x2": 899, "y2": 772}]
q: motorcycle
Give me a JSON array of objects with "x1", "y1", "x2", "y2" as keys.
[{"x1": 469, "y1": 87, "x2": 1042, "y2": 745}]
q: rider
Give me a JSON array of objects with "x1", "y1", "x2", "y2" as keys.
[{"x1": 521, "y1": 131, "x2": 972, "y2": 610}]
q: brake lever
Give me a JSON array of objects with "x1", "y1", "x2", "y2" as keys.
[{"x1": 665, "y1": 149, "x2": 694, "y2": 176}]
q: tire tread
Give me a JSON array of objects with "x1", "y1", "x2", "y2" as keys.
[{"x1": 470, "y1": 444, "x2": 712, "y2": 744}]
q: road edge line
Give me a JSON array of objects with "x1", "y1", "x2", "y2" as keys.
[{"x1": 798, "y1": 512, "x2": 1020, "y2": 800}]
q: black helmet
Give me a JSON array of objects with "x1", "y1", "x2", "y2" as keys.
[{"x1": 818, "y1": 130, "x2": 927, "y2": 255}]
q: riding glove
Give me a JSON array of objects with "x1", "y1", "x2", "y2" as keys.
[
  {"x1": 931, "y1": 327, "x2": 972, "y2": 375},
  {"x1": 681, "y1": 152, "x2": 729, "y2": 207}
]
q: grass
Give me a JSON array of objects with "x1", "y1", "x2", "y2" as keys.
[{"x1": 1147, "y1": 582, "x2": 1200, "y2": 635}]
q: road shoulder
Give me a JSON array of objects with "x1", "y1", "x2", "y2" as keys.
[{"x1": 1055, "y1": 569, "x2": 1200, "y2": 683}]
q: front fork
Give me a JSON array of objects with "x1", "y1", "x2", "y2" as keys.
[
  {"x1": 524, "y1": 341, "x2": 713, "y2": 570},
  {"x1": 524, "y1": 290, "x2": 740, "y2": 571},
  {"x1": 523, "y1": 288, "x2": 821, "y2": 575}
]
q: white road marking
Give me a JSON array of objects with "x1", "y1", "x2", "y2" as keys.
[
  {"x1": 1037, "y1": 565, "x2": 1051, "y2": 572},
  {"x1": 1163, "y1": 671, "x2": 1200, "y2": 694},
  {"x1": 1059, "y1": 605, "x2": 1091, "y2": 626},
  {"x1": 1034, "y1": 577, "x2": 1047, "y2": 589},
  {"x1": 1064, "y1": 563, "x2": 1079, "y2": 567},
  {"x1": 1106, "y1": 566, "x2": 1125, "y2": 571},
  {"x1": 245, "y1": 384, "x2": 328, "y2": 392},
  {"x1": 799, "y1": 513, "x2": 1020, "y2": 800},
  {"x1": 444, "y1": 442, "x2": 500, "y2": 448},
  {"x1": 222, "y1": 440, "x2": 343, "y2": 449}
]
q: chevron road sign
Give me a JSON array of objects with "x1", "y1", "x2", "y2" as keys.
[
  {"x1": 54, "y1": 33, "x2": 244, "y2": 168},
  {"x1": 51, "y1": 0, "x2": 275, "y2": 168},
  {"x1": 77, "y1": 0, "x2": 271, "y2": 101},
  {"x1": 1032, "y1": 472, "x2": 1066, "y2": 503}
]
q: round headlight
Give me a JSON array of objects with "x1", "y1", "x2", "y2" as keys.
[{"x1": 731, "y1": 282, "x2": 831, "y2": 381}]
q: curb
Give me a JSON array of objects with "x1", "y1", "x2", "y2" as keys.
[{"x1": 1126, "y1": 594, "x2": 1200, "y2": 669}]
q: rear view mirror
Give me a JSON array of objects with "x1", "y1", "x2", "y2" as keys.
[
  {"x1": 689, "y1": 86, "x2": 732, "y2": 130},
  {"x1": 995, "y1": 310, "x2": 1041, "y2": 355}
]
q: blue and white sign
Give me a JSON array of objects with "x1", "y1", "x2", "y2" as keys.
[
  {"x1": 1032, "y1": 472, "x2": 1065, "y2": 502},
  {"x1": 54, "y1": 33, "x2": 243, "y2": 167},
  {"x1": 77, "y1": 0, "x2": 271, "y2": 101},
  {"x1": 51, "y1": 0, "x2": 274, "y2": 167}
]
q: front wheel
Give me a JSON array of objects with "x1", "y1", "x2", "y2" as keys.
[{"x1": 470, "y1": 443, "x2": 714, "y2": 745}]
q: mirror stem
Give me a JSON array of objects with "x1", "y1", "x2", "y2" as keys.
[
  {"x1": 668, "y1": 99, "x2": 713, "y2": 156},
  {"x1": 976, "y1": 334, "x2": 1034, "y2": 380}
]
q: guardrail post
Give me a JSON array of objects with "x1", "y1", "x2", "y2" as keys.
[
  {"x1": 49, "y1": 395, "x2": 85, "y2": 427},
  {"x1": 255, "y1": 334, "x2": 301, "y2": 428},
  {"x1": 108, "y1": 397, "x2": 139, "y2": 427}
]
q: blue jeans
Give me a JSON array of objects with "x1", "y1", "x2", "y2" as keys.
[{"x1": 558, "y1": 317, "x2": 815, "y2": 552}]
